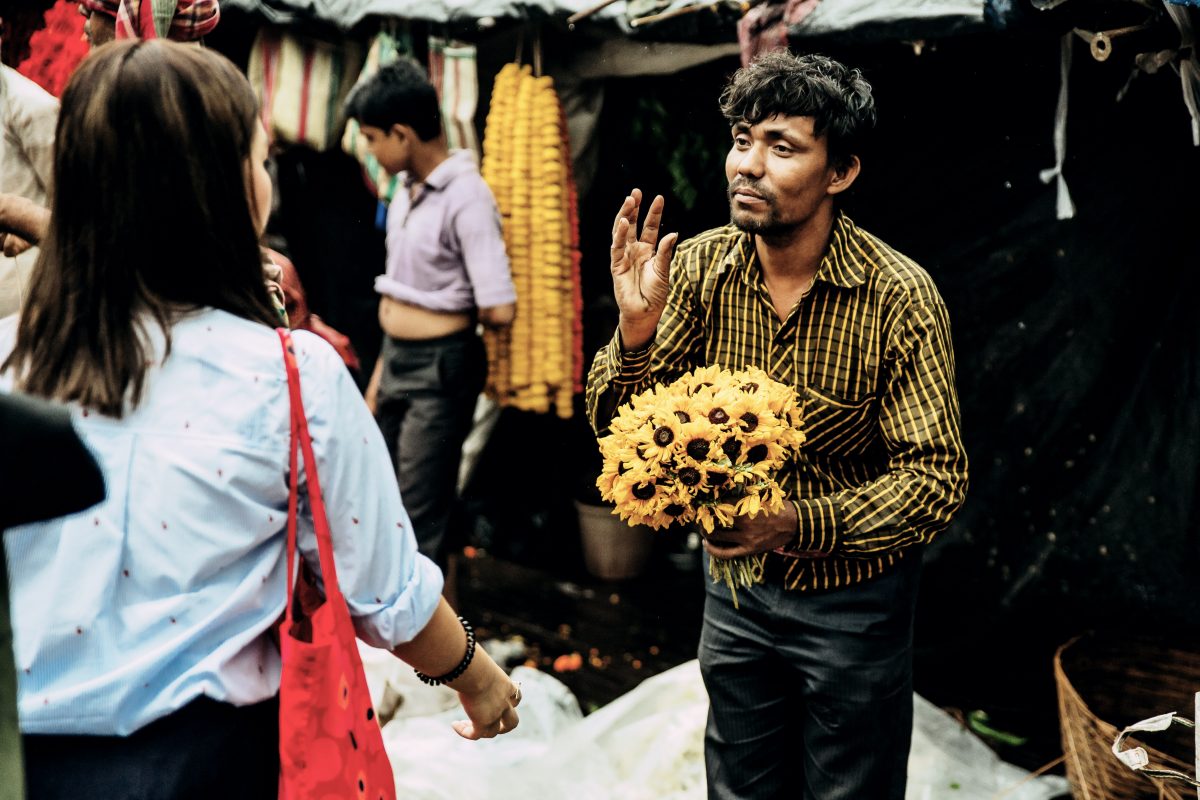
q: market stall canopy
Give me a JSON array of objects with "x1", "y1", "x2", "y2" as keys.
[
  {"x1": 220, "y1": 0, "x2": 1012, "y2": 37},
  {"x1": 219, "y1": 0, "x2": 625, "y2": 29}
]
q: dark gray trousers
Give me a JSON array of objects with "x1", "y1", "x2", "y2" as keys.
[
  {"x1": 375, "y1": 330, "x2": 486, "y2": 566},
  {"x1": 699, "y1": 554, "x2": 921, "y2": 800}
]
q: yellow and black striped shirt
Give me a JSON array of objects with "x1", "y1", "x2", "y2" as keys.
[{"x1": 585, "y1": 213, "x2": 968, "y2": 592}]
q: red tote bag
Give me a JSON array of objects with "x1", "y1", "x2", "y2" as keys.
[{"x1": 277, "y1": 329, "x2": 397, "y2": 800}]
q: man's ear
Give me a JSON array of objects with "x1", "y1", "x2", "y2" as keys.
[
  {"x1": 389, "y1": 123, "x2": 410, "y2": 143},
  {"x1": 827, "y1": 155, "x2": 861, "y2": 196}
]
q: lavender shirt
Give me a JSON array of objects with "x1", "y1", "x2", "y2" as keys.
[{"x1": 374, "y1": 150, "x2": 516, "y2": 313}]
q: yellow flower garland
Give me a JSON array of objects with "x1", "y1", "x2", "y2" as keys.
[{"x1": 480, "y1": 63, "x2": 582, "y2": 418}]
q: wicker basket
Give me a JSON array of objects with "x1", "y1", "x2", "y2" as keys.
[{"x1": 1055, "y1": 633, "x2": 1200, "y2": 799}]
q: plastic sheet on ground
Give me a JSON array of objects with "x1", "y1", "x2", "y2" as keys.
[{"x1": 360, "y1": 644, "x2": 1069, "y2": 799}]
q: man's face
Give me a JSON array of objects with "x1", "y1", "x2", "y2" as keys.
[
  {"x1": 359, "y1": 124, "x2": 410, "y2": 176},
  {"x1": 724, "y1": 114, "x2": 841, "y2": 238},
  {"x1": 78, "y1": 4, "x2": 116, "y2": 49}
]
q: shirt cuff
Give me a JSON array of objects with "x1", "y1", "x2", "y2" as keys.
[
  {"x1": 608, "y1": 332, "x2": 654, "y2": 387},
  {"x1": 775, "y1": 497, "x2": 839, "y2": 558}
]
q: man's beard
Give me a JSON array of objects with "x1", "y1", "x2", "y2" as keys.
[{"x1": 727, "y1": 179, "x2": 789, "y2": 237}]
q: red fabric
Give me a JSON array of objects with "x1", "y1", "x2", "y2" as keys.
[
  {"x1": 268, "y1": 249, "x2": 361, "y2": 373},
  {"x1": 277, "y1": 329, "x2": 396, "y2": 800},
  {"x1": 15, "y1": 1, "x2": 88, "y2": 98},
  {"x1": 736, "y1": 0, "x2": 820, "y2": 67},
  {"x1": 79, "y1": 0, "x2": 220, "y2": 41}
]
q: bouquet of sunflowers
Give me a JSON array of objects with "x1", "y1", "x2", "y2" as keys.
[{"x1": 597, "y1": 365, "x2": 805, "y2": 603}]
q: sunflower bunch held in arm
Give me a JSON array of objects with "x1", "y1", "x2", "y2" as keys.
[
  {"x1": 480, "y1": 63, "x2": 582, "y2": 418},
  {"x1": 596, "y1": 366, "x2": 806, "y2": 603}
]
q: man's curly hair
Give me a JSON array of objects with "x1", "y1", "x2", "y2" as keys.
[{"x1": 719, "y1": 51, "x2": 876, "y2": 170}]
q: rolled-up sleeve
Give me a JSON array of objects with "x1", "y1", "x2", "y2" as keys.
[
  {"x1": 292, "y1": 333, "x2": 443, "y2": 649},
  {"x1": 454, "y1": 198, "x2": 515, "y2": 309}
]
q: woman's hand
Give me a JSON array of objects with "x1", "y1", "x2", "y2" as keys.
[{"x1": 450, "y1": 650, "x2": 521, "y2": 740}]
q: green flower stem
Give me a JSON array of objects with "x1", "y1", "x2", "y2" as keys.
[{"x1": 708, "y1": 553, "x2": 767, "y2": 610}]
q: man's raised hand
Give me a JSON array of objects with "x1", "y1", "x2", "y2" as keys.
[{"x1": 610, "y1": 189, "x2": 678, "y2": 351}]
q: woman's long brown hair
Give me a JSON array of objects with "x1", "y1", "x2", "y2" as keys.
[{"x1": 2, "y1": 40, "x2": 278, "y2": 417}]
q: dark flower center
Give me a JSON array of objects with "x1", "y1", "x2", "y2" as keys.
[
  {"x1": 740, "y1": 382, "x2": 759, "y2": 393},
  {"x1": 740, "y1": 412, "x2": 758, "y2": 433},
  {"x1": 674, "y1": 410, "x2": 691, "y2": 424},
  {"x1": 686, "y1": 439, "x2": 710, "y2": 460},
  {"x1": 722, "y1": 439, "x2": 742, "y2": 461},
  {"x1": 747, "y1": 444, "x2": 768, "y2": 462},
  {"x1": 664, "y1": 504, "x2": 686, "y2": 517},
  {"x1": 707, "y1": 470, "x2": 729, "y2": 487},
  {"x1": 678, "y1": 467, "x2": 702, "y2": 486},
  {"x1": 708, "y1": 408, "x2": 729, "y2": 424},
  {"x1": 653, "y1": 426, "x2": 675, "y2": 446},
  {"x1": 689, "y1": 381, "x2": 714, "y2": 395},
  {"x1": 632, "y1": 483, "x2": 656, "y2": 500}
]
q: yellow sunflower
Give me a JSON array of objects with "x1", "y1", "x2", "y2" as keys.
[{"x1": 640, "y1": 412, "x2": 685, "y2": 463}]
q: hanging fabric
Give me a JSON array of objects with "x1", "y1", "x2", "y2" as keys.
[
  {"x1": 247, "y1": 28, "x2": 366, "y2": 152},
  {"x1": 428, "y1": 37, "x2": 481, "y2": 160},
  {"x1": 1038, "y1": 33, "x2": 1076, "y2": 220}
]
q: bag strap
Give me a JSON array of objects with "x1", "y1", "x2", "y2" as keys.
[
  {"x1": 278, "y1": 328, "x2": 345, "y2": 623},
  {"x1": 1112, "y1": 711, "x2": 1200, "y2": 788}
]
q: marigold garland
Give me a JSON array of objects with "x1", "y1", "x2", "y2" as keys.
[
  {"x1": 597, "y1": 365, "x2": 806, "y2": 604},
  {"x1": 480, "y1": 63, "x2": 582, "y2": 418}
]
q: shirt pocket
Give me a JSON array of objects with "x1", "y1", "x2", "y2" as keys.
[{"x1": 801, "y1": 385, "x2": 878, "y2": 457}]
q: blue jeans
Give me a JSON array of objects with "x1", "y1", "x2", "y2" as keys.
[{"x1": 699, "y1": 553, "x2": 920, "y2": 800}]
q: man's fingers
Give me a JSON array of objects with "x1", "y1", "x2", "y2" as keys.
[
  {"x1": 653, "y1": 232, "x2": 678, "y2": 281},
  {"x1": 625, "y1": 188, "x2": 642, "y2": 232},
  {"x1": 611, "y1": 195, "x2": 634, "y2": 239},
  {"x1": 640, "y1": 195, "x2": 665, "y2": 245},
  {"x1": 610, "y1": 218, "x2": 631, "y2": 269}
]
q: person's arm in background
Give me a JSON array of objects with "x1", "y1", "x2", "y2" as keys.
[
  {"x1": 0, "y1": 194, "x2": 49, "y2": 256},
  {"x1": 0, "y1": 393, "x2": 105, "y2": 530},
  {"x1": 0, "y1": 72, "x2": 58, "y2": 259},
  {"x1": 454, "y1": 198, "x2": 515, "y2": 330},
  {"x1": 293, "y1": 335, "x2": 519, "y2": 738}
]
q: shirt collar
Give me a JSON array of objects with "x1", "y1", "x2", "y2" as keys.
[
  {"x1": 406, "y1": 149, "x2": 477, "y2": 192},
  {"x1": 729, "y1": 211, "x2": 869, "y2": 289},
  {"x1": 817, "y1": 212, "x2": 869, "y2": 289}
]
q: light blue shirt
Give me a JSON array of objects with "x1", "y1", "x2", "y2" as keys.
[{"x1": 0, "y1": 309, "x2": 443, "y2": 736}]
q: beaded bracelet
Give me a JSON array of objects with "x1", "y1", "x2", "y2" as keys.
[{"x1": 414, "y1": 615, "x2": 476, "y2": 686}]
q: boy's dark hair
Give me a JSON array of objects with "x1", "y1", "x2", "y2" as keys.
[
  {"x1": 719, "y1": 51, "x2": 876, "y2": 171},
  {"x1": 344, "y1": 58, "x2": 442, "y2": 142}
]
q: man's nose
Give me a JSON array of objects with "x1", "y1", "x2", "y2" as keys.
[{"x1": 734, "y1": 145, "x2": 765, "y2": 178}]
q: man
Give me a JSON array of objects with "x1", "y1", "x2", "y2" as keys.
[
  {"x1": 0, "y1": 16, "x2": 57, "y2": 318},
  {"x1": 585, "y1": 51, "x2": 968, "y2": 799},
  {"x1": 0, "y1": 0, "x2": 221, "y2": 307},
  {"x1": 77, "y1": 0, "x2": 220, "y2": 46},
  {"x1": 345, "y1": 60, "x2": 515, "y2": 567}
]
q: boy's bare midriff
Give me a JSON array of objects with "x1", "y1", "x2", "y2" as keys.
[{"x1": 379, "y1": 295, "x2": 473, "y2": 341}]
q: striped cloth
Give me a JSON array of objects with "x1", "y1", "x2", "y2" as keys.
[
  {"x1": 428, "y1": 37, "x2": 480, "y2": 160},
  {"x1": 340, "y1": 30, "x2": 407, "y2": 203},
  {"x1": 585, "y1": 213, "x2": 969, "y2": 592},
  {"x1": 79, "y1": 0, "x2": 219, "y2": 41},
  {"x1": 246, "y1": 28, "x2": 365, "y2": 152}
]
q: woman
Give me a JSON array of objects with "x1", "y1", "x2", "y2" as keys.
[{"x1": 0, "y1": 40, "x2": 518, "y2": 797}]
